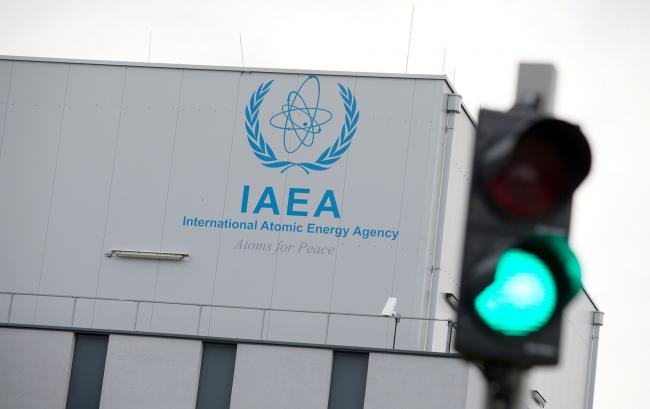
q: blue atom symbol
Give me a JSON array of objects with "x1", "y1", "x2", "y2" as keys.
[{"x1": 269, "y1": 75, "x2": 333, "y2": 154}]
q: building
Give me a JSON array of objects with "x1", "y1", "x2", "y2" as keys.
[{"x1": 0, "y1": 55, "x2": 602, "y2": 409}]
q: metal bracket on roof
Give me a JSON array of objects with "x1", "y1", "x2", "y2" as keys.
[
  {"x1": 447, "y1": 94, "x2": 462, "y2": 113},
  {"x1": 446, "y1": 93, "x2": 462, "y2": 130},
  {"x1": 593, "y1": 311, "x2": 604, "y2": 326}
]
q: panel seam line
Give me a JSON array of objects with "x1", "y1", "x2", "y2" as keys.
[
  {"x1": 207, "y1": 73, "x2": 243, "y2": 336},
  {"x1": 34, "y1": 64, "x2": 72, "y2": 323},
  {"x1": 0, "y1": 61, "x2": 15, "y2": 162},
  {"x1": 92, "y1": 66, "x2": 128, "y2": 326},
  {"x1": 149, "y1": 69, "x2": 186, "y2": 331}
]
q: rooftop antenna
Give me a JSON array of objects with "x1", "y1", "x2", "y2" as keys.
[
  {"x1": 147, "y1": 29, "x2": 153, "y2": 63},
  {"x1": 239, "y1": 33, "x2": 246, "y2": 68},
  {"x1": 404, "y1": 5, "x2": 415, "y2": 74},
  {"x1": 442, "y1": 48, "x2": 447, "y2": 74}
]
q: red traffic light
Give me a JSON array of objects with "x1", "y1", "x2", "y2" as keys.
[{"x1": 486, "y1": 119, "x2": 591, "y2": 219}]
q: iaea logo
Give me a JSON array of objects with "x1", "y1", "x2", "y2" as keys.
[{"x1": 244, "y1": 75, "x2": 359, "y2": 174}]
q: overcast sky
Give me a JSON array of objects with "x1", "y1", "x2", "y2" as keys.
[{"x1": 1, "y1": 0, "x2": 649, "y2": 406}]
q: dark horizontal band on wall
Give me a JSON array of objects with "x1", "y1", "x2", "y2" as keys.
[{"x1": 0, "y1": 322, "x2": 461, "y2": 359}]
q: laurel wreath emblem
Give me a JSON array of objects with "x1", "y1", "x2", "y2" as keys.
[{"x1": 244, "y1": 80, "x2": 359, "y2": 174}]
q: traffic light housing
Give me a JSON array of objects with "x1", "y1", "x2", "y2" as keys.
[{"x1": 455, "y1": 105, "x2": 591, "y2": 366}]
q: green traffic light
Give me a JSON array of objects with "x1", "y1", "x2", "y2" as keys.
[
  {"x1": 475, "y1": 249, "x2": 558, "y2": 336},
  {"x1": 544, "y1": 234, "x2": 582, "y2": 299}
]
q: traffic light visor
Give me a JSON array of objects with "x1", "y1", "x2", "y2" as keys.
[{"x1": 487, "y1": 119, "x2": 591, "y2": 219}]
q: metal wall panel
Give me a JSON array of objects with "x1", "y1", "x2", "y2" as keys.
[
  {"x1": 72, "y1": 298, "x2": 95, "y2": 328},
  {"x1": 330, "y1": 77, "x2": 419, "y2": 317},
  {"x1": 99, "y1": 335, "x2": 201, "y2": 409},
  {"x1": 0, "y1": 328, "x2": 74, "y2": 409},
  {"x1": 0, "y1": 61, "x2": 68, "y2": 293},
  {"x1": 147, "y1": 303, "x2": 200, "y2": 335},
  {"x1": 265, "y1": 310, "x2": 328, "y2": 344},
  {"x1": 154, "y1": 69, "x2": 241, "y2": 305},
  {"x1": 525, "y1": 292, "x2": 595, "y2": 408},
  {"x1": 393, "y1": 318, "x2": 423, "y2": 350},
  {"x1": 34, "y1": 295, "x2": 75, "y2": 326},
  {"x1": 464, "y1": 364, "x2": 487, "y2": 409},
  {"x1": 39, "y1": 64, "x2": 125, "y2": 297},
  {"x1": 201, "y1": 306, "x2": 265, "y2": 339},
  {"x1": 364, "y1": 353, "x2": 470, "y2": 409},
  {"x1": 0, "y1": 60, "x2": 12, "y2": 159},
  {"x1": 431, "y1": 107, "x2": 475, "y2": 350},
  {"x1": 97, "y1": 67, "x2": 182, "y2": 300},
  {"x1": 436, "y1": 108, "x2": 474, "y2": 294},
  {"x1": 210, "y1": 72, "x2": 297, "y2": 310},
  {"x1": 91, "y1": 299, "x2": 137, "y2": 331},
  {"x1": 134, "y1": 301, "x2": 154, "y2": 331},
  {"x1": 268, "y1": 74, "x2": 354, "y2": 314},
  {"x1": 390, "y1": 80, "x2": 447, "y2": 349},
  {"x1": 0, "y1": 293, "x2": 10, "y2": 322},
  {"x1": 326, "y1": 315, "x2": 390, "y2": 349},
  {"x1": 230, "y1": 344, "x2": 332, "y2": 409},
  {"x1": 8, "y1": 294, "x2": 38, "y2": 324}
]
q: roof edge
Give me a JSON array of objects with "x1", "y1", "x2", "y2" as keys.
[
  {"x1": 0, "y1": 53, "x2": 450, "y2": 81},
  {"x1": 581, "y1": 286, "x2": 601, "y2": 312},
  {"x1": 0, "y1": 54, "x2": 477, "y2": 126}
]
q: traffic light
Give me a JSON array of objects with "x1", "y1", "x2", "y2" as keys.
[{"x1": 454, "y1": 104, "x2": 591, "y2": 366}]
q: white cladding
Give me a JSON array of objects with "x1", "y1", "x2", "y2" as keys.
[
  {"x1": 230, "y1": 344, "x2": 333, "y2": 409},
  {"x1": 99, "y1": 335, "x2": 202, "y2": 409},
  {"x1": 0, "y1": 328, "x2": 74, "y2": 409},
  {"x1": 0, "y1": 57, "x2": 600, "y2": 409},
  {"x1": 0, "y1": 58, "x2": 459, "y2": 349}
]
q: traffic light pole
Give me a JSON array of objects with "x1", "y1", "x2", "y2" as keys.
[{"x1": 482, "y1": 364, "x2": 526, "y2": 409}]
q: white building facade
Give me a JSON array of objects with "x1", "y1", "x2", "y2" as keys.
[{"x1": 0, "y1": 56, "x2": 601, "y2": 409}]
